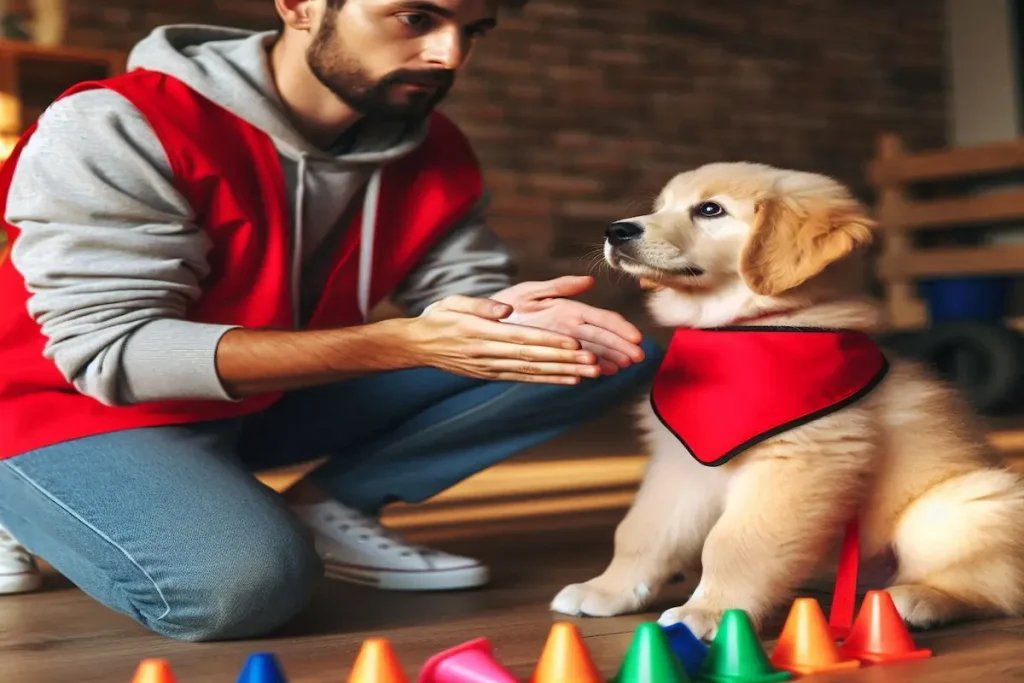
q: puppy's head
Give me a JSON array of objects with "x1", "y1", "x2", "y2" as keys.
[{"x1": 604, "y1": 162, "x2": 875, "y2": 304}]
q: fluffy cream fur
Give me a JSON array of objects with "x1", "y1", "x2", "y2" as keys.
[{"x1": 550, "y1": 162, "x2": 1024, "y2": 641}]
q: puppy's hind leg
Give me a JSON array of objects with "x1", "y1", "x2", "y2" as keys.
[
  {"x1": 551, "y1": 447, "x2": 728, "y2": 617},
  {"x1": 888, "y1": 467, "x2": 1024, "y2": 628}
]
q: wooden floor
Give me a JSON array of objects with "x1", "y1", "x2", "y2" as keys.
[
  {"x1": 4, "y1": 411, "x2": 1024, "y2": 682},
  {"x1": 3, "y1": 516, "x2": 1024, "y2": 682}
]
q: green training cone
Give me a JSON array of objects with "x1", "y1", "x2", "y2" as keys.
[
  {"x1": 612, "y1": 622, "x2": 692, "y2": 683},
  {"x1": 697, "y1": 611, "x2": 792, "y2": 683}
]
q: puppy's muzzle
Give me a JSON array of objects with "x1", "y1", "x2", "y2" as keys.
[{"x1": 606, "y1": 220, "x2": 644, "y2": 247}]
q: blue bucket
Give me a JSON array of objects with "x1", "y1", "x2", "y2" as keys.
[{"x1": 919, "y1": 276, "x2": 1014, "y2": 323}]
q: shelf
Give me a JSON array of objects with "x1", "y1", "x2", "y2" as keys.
[
  {"x1": 879, "y1": 189, "x2": 1024, "y2": 231},
  {"x1": 868, "y1": 133, "x2": 1024, "y2": 330},
  {"x1": 878, "y1": 244, "x2": 1024, "y2": 278},
  {"x1": 868, "y1": 136, "x2": 1024, "y2": 185},
  {"x1": 0, "y1": 41, "x2": 127, "y2": 260},
  {"x1": 0, "y1": 39, "x2": 126, "y2": 156}
]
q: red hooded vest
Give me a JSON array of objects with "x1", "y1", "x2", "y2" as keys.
[{"x1": 0, "y1": 69, "x2": 483, "y2": 460}]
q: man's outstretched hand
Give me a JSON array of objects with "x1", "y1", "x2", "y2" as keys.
[{"x1": 491, "y1": 276, "x2": 646, "y2": 375}]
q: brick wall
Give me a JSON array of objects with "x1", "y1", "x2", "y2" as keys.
[{"x1": 60, "y1": 0, "x2": 948, "y2": 314}]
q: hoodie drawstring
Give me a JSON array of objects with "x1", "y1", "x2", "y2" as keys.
[
  {"x1": 292, "y1": 154, "x2": 308, "y2": 328},
  {"x1": 292, "y1": 157, "x2": 380, "y2": 325},
  {"x1": 357, "y1": 168, "x2": 382, "y2": 322}
]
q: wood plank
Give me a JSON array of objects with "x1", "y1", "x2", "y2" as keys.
[
  {"x1": 875, "y1": 134, "x2": 927, "y2": 328},
  {"x1": 880, "y1": 188, "x2": 1024, "y2": 230},
  {"x1": 0, "y1": 50, "x2": 21, "y2": 136},
  {"x1": 0, "y1": 39, "x2": 125, "y2": 67},
  {"x1": 868, "y1": 136, "x2": 1024, "y2": 184},
  {"x1": 879, "y1": 244, "x2": 1024, "y2": 278}
]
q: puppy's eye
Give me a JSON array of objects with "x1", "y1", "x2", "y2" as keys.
[{"x1": 696, "y1": 201, "x2": 725, "y2": 218}]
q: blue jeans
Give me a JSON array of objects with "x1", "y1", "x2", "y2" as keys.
[{"x1": 0, "y1": 339, "x2": 660, "y2": 642}]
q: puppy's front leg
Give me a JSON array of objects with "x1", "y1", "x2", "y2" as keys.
[
  {"x1": 551, "y1": 445, "x2": 728, "y2": 617},
  {"x1": 661, "y1": 429, "x2": 874, "y2": 640}
]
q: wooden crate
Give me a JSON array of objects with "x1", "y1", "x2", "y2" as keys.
[{"x1": 867, "y1": 133, "x2": 1024, "y2": 330}]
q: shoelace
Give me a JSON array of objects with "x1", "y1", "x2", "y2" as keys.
[{"x1": 324, "y1": 508, "x2": 430, "y2": 558}]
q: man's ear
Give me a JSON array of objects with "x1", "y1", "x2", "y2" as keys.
[
  {"x1": 740, "y1": 195, "x2": 875, "y2": 297},
  {"x1": 275, "y1": 0, "x2": 316, "y2": 30}
]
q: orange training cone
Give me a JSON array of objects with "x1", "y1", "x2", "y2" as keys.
[
  {"x1": 839, "y1": 590, "x2": 933, "y2": 664},
  {"x1": 770, "y1": 598, "x2": 861, "y2": 675},
  {"x1": 349, "y1": 638, "x2": 409, "y2": 683},
  {"x1": 531, "y1": 622, "x2": 602, "y2": 683},
  {"x1": 132, "y1": 659, "x2": 178, "y2": 683}
]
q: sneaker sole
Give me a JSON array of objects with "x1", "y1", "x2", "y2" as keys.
[
  {"x1": 324, "y1": 562, "x2": 489, "y2": 591},
  {"x1": 0, "y1": 572, "x2": 42, "y2": 595}
]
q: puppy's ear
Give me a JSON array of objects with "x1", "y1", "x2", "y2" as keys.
[{"x1": 740, "y1": 194, "x2": 875, "y2": 296}]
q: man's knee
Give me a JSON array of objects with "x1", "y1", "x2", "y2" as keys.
[{"x1": 142, "y1": 520, "x2": 323, "y2": 642}]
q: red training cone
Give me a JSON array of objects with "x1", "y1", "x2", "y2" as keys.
[
  {"x1": 839, "y1": 590, "x2": 932, "y2": 664},
  {"x1": 418, "y1": 638, "x2": 518, "y2": 683}
]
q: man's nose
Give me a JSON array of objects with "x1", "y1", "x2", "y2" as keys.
[
  {"x1": 606, "y1": 221, "x2": 644, "y2": 246},
  {"x1": 424, "y1": 31, "x2": 469, "y2": 69}
]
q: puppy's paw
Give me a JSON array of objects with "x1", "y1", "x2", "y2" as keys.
[
  {"x1": 551, "y1": 579, "x2": 650, "y2": 617},
  {"x1": 887, "y1": 584, "x2": 966, "y2": 629},
  {"x1": 658, "y1": 603, "x2": 726, "y2": 642}
]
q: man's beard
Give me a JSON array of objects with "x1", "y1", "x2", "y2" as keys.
[{"x1": 306, "y1": 12, "x2": 454, "y2": 123}]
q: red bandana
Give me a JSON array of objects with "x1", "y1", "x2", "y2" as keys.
[
  {"x1": 650, "y1": 326, "x2": 888, "y2": 467},
  {"x1": 650, "y1": 325, "x2": 888, "y2": 638}
]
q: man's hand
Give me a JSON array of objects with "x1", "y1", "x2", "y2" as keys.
[
  {"x1": 394, "y1": 295, "x2": 602, "y2": 385},
  {"x1": 491, "y1": 276, "x2": 646, "y2": 376}
]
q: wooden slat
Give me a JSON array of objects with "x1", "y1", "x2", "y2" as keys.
[
  {"x1": 0, "y1": 51, "x2": 20, "y2": 136},
  {"x1": 879, "y1": 244, "x2": 1024, "y2": 278},
  {"x1": 868, "y1": 136, "x2": 1024, "y2": 184},
  {"x1": 0, "y1": 39, "x2": 125, "y2": 67},
  {"x1": 875, "y1": 133, "x2": 927, "y2": 328},
  {"x1": 881, "y1": 188, "x2": 1024, "y2": 230}
]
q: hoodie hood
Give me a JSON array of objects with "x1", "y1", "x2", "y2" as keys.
[
  {"x1": 127, "y1": 25, "x2": 432, "y2": 321},
  {"x1": 127, "y1": 24, "x2": 428, "y2": 164}
]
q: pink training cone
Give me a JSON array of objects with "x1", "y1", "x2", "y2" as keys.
[{"x1": 418, "y1": 638, "x2": 518, "y2": 683}]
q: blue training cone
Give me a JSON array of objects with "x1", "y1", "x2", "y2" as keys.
[
  {"x1": 661, "y1": 622, "x2": 709, "y2": 678},
  {"x1": 237, "y1": 653, "x2": 289, "y2": 683}
]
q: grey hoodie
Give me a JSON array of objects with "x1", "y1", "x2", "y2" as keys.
[{"x1": 5, "y1": 25, "x2": 515, "y2": 407}]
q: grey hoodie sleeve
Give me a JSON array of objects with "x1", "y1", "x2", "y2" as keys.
[
  {"x1": 390, "y1": 191, "x2": 517, "y2": 316},
  {"x1": 6, "y1": 88, "x2": 239, "y2": 406}
]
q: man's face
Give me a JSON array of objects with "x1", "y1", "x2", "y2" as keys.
[{"x1": 307, "y1": 0, "x2": 498, "y2": 122}]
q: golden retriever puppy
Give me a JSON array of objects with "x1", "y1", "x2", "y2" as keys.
[{"x1": 550, "y1": 162, "x2": 1024, "y2": 641}]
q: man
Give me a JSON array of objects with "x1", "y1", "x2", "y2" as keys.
[{"x1": 0, "y1": 0, "x2": 660, "y2": 641}]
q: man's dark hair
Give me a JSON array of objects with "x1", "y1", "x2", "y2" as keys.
[{"x1": 325, "y1": 0, "x2": 528, "y2": 9}]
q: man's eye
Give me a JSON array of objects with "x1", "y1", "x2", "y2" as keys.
[{"x1": 397, "y1": 12, "x2": 429, "y2": 28}]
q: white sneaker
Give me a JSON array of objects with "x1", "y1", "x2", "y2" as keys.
[
  {"x1": 0, "y1": 523, "x2": 42, "y2": 594},
  {"x1": 292, "y1": 501, "x2": 489, "y2": 591}
]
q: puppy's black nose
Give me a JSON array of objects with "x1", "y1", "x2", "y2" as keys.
[{"x1": 606, "y1": 221, "x2": 644, "y2": 246}]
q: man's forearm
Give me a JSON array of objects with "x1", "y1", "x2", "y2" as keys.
[{"x1": 215, "y1": 320, "x2": 414, "y2": 398}]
